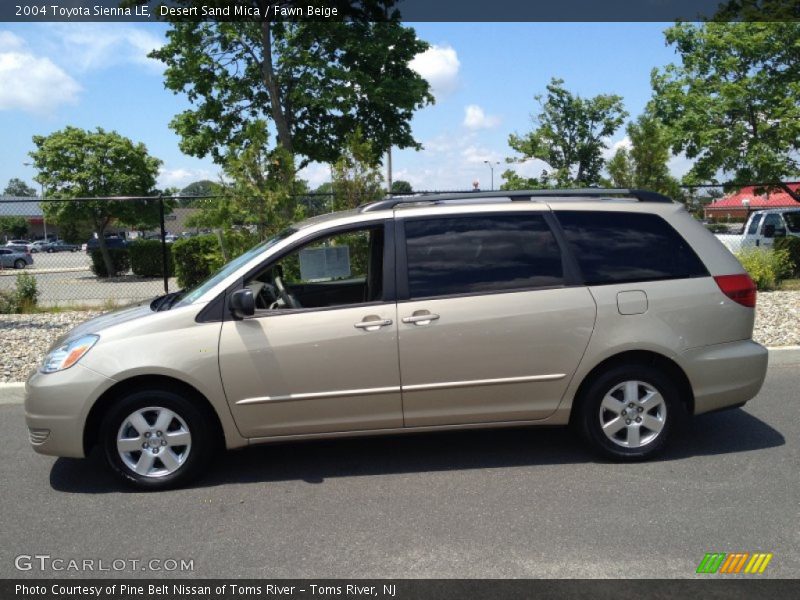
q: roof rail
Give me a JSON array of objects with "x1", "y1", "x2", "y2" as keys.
[{"x1": 359, "y1": 188, "x2": 673, "y2": 212}]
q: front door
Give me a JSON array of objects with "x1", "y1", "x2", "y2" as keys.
[
  {"x1": 395, "y1": 211, "x2": 596, "y2": 427},
  {"x1": 219, "y1": 223, "x2": 402, "y2": 438}
]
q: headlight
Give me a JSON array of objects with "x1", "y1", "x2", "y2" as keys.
[{"x1": 41, "y1": 334, "x2": 99, "y2": 374}]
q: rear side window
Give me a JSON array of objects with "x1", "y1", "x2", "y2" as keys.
[
  {"x1": 403, "y1": 214, "x2": 564, "y2": 299},
  {"x1": 556, "y1": 211, "x2": 708, "y2": 285}
]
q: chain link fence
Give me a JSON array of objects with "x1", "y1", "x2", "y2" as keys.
[{"x1": 1, "y1": 184, "x2": 798, "y2": 307}]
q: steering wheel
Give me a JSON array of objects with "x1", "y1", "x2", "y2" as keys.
[{"x1": 274, "y1": 275, "x2": 301, "y2": 309}]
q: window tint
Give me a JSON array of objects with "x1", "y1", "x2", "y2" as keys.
[
  {"x1": 404, "y1": 214, "x2": 563, "y2": 299},
  {"x1": 556, "y1": 211, "x2": 708, "y2": 285},
  {"x1": 747, "y1": 214, "x2": 763, "y2": 235},
  {"x1": 762, "y1": 213, "x2": 786, "y2": 235}
]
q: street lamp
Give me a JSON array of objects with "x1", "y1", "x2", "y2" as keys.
[
  {"x1": 23, "y1": 162, "x2": 47, "y2": 240},
  {"x1": 483, "y1": 160, "x2": 500, "y2": 191}
]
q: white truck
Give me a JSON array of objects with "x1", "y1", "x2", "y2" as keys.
[{"x1": 715, "y1": 208, "x2": 800, "y2": 252}]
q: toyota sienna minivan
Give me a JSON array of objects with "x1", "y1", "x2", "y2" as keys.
[{"x1": 25, "y1": 189, "x2": 768, "y2": 489}]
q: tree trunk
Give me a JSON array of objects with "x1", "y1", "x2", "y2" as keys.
[
  {"x1": 95, "y1": 226, "x2": 115, "y2": 278},
  {"x1": 260, "y1": 20, "x2": 293, "y2": 153}
]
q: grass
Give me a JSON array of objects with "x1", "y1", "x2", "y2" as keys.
[{"x1": 778, "y1": 278, "x2": 800, "y2": 291}]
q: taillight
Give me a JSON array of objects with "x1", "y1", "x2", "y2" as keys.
[{"x1": 714, "y1": 274, "x2": 757, "y2": 308}]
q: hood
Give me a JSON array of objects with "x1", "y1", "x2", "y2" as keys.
[{"x1": 51, "y1": 302, "x2": 154, "y2": 349}]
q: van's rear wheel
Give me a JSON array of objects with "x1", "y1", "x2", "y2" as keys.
[
  {"x1": 100, "y1": 389, "x2": 214, "y2": 490},
  {"x1": 14, "y1": 259, "x2": 26, "y2": 269},
  {"x1": 576, "y1": 364, "x2": 681, "y2": 460}
]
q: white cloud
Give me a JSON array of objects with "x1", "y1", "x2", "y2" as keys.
[
  {"x1": 462, "y1": 144, "x2": 503, "y2": 165},
  {"x1": 0, "y1": 32, "x2": 81, "y2": 115},
  {"x1": 48, "y1": 23, "x2": 163, "y2": 73},
  {"x1": 463, "y1": 104, "x2": 500, "y2": 130},
  {"x1": 0, "y1": 31, "x2": 24, "y2": 51},
  {"x1": 410, "y1": 44, "x2": 460, "y2": 98},
  {"x1": 298, "y1": 162, "x2": 331, "y2": 190},
  {"x1": 158, "y1": 167, "x2": 216, "y2": 190}
]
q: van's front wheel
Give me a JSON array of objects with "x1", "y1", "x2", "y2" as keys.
[
  {"x1": 577, "y1": 365, "x2": 682, "y2": 460},
  {"x1": 100, "y1": 389, "x2": 214, "y2": 490}
]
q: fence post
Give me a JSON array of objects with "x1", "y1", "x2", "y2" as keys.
[{"x1": 158, "y1": 196, "x2": 169, "y2": 293}]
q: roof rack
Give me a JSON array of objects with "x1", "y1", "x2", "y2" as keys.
[{"x1": 359, "y1": 188, "x2": 673, "y2": 212}]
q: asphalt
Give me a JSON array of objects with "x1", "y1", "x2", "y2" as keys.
[{"x1": 0, "y1": 350, "x2": 797, "y2": 579}]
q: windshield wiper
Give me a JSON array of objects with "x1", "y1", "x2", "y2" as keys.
[{"x1": 150, "y1": 291, "x2": 182, "y2": 312}]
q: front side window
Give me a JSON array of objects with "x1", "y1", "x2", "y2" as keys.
[
  {"x1": 403, "y1": 214, "x2": 564, "y2": 299},
  {"x1": 245, "y1": 225, "x2": 385, "y2": 310},
  {"x1": 783, "y1": 212, "x2": 800, "y2": 233},
  {"x1": 556, "y1": 211, "x2": 708, "y2": 285},
  {"x1": 762, "y1": 213, "x2": 786, "y2": 236}
]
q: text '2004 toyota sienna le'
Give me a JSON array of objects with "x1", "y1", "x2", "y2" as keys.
[{"x1": 25, "y1": 189, "x2": 768, "y2": 489}]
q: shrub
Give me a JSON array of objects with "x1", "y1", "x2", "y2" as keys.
[
  {"x1": 15, "y1": 272, "x2": 38, "y2": 311},
  {"x1": 0, "y1": 273, "x2": 39, "y2": 313},
  {"x1": 171, "y1": 235, "x2": 222, "y2": 288},
  {"x1": 0, "y1": 290, "x2": 16, "y2": 314},
  {"x1": 90, "y1": 248, "x2": 130, "y2": 278},
  {"x1": 129, "y1": 239, "x2": 174, "y2": 278},
  {"x1": 774, "y1": 236, "x2": 800, "y2": 276},
  {"x1": 735, "y1": 247, "x2": 793, "y2": 291}
]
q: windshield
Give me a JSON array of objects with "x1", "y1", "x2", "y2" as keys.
[
  {"x1": 175, "y1": 229, "x2": 296, "y2": 307},
  {"x1": 783, "y1": 212, "x2": 800, "y2": 233}
]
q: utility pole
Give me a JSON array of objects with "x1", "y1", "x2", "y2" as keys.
[{"x1": 386, "y1": 146, "x2": 393, "y2": 195}]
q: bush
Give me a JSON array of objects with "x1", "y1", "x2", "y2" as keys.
[
  {"x1": 0, "y1": 290, "x2": 16, "y2": 314},
  {"x1": 735, "y1": 247, "x2": 794, "y2": 291},
  {"x1": 0, "y1": 273, "x2": 39, "y2": 313},
  {"x1": 129, "y1": 239, "x2": 174, "y2": 278},
  {"x1": 90, "y1": 248, "x2": 130, "y2": 278},
  {"x1": 774, "y1": 236, "x2": 800, "y2": 276},
  {"x1": 171, "y1": 235, "x2": 222, "y2": 288}
]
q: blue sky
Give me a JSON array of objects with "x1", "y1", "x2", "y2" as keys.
[{"x1": 0, "y1": 22, "x2": 687, "y2": 194}]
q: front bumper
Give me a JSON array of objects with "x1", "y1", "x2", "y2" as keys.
[
  {"x1": 681, "y1": 340, "x2": 769, "y2": 415},
  {"x1": 25, "y1": 364, "x2": 116, "y2": 458}
]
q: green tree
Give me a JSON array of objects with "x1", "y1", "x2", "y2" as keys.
[
  {"x1": 148, "y1": 1, "x2": 433, "y2": 168},
  {"x1": 608, "y1": 113, "x2": 684, "y2": 200},
  {"x1": 651, "y1": 22, "x2": 800, "y2": 198},
  {"x1": 331, "y1": 129, "x2": 385, "y2": 211},
  {"x1": 0, "y1": 216, "x2": 29, "y2": 239},
  {"x1": 3, "y1": 178, "x2": 37, "y2": 197},
  {"x1": 503, "y1": 78, "x2": 627, "y2": 189},
  {"x1": 181, "y1": 180, "x2": 221, "y2": 198},
  {"x1": 390, "y1": 180, "x2": 413, "y2": 194},
  {"x1": 29, "y1": 127, "x2": 162, "y2": 276}
]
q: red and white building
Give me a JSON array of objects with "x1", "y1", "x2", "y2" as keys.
[{"x1": 704, "y1": 183, "x2": 800, "y2": 220}]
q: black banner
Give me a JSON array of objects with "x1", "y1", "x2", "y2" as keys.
[
  {"x1": 3, "y1": 580, "x2": 800, "y2": 600},
  {"x1": 2, "y1": 0, "x2": 800, "y2": 23}
]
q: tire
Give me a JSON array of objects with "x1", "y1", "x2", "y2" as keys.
[
  {"x1": 575, "y1": 364, "x2": 683, "y2": 461},
  {"x1": 14, "y1": 259, "x2": 26, "y2": 269},
  {"x1": 100, "y1": 388, "x2": 217, "y2": 490},
  {"x1": 47, "y1": 248, "x2": 54, "y2": 253}
]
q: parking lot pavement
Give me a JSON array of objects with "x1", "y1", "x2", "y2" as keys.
[
  {"x1": 0, "y1": 252, "x2": 175, "y2": 305},
  {"x1": 0, "y1": 355, "x2": 797, "y2": 579}
]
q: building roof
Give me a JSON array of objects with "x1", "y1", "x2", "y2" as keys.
[
  {"x1": 707, "y1": 183, "x2": 800, "y2": 210},
  {"x1": 0, "y1": 196, "x2": 44, "y2": 217}
]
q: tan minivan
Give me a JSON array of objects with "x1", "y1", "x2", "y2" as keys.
[{"x1": 25, "y1": 189, "x2": 768, "y2": 489}]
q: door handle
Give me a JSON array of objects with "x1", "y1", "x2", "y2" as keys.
[
  {"x1": 354, "y1": 317, "x2": 393, "y2": 331},
  {"x1": 401, "y1": 311, "x2": 440, "y2": 326}
]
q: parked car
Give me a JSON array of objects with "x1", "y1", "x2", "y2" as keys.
[
  {"x1": 0, "y1": 247, "x2": 34, "y2": 269},
  {"x1": 716, "y1": 208, "x2": 800, "y2": 251},
  {"x1": 5, "y1": 239, "x2": 33, "y2": 253},
  {"x1": 25, "y1": 188, "x2": 768, "y2": 490},
  {"x1": 42, "y1": 239, "x2": 80, "y2": 253},
  {"x1": 85, "y1": 237, "x2": 128, "y2": 253}
]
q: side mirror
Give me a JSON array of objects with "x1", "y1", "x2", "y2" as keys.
[
  {"x1": 763, "y1": 224, "x2": 775, "y2": 238},
  {"x1": 230, "y1": 288, "x2": 255, "y2": 319}
]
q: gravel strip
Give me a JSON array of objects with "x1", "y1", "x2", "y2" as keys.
[
  {"x1": 0, "y1": 291, "x2": 798, "y2": 383},
  {"x1": 0, "y1": 311, "x2": 102, "y2": 383}
]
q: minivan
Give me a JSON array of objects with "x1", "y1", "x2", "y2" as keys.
[{"x1": 25, "y1": 189, "x2": 768, "y2": 489}]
